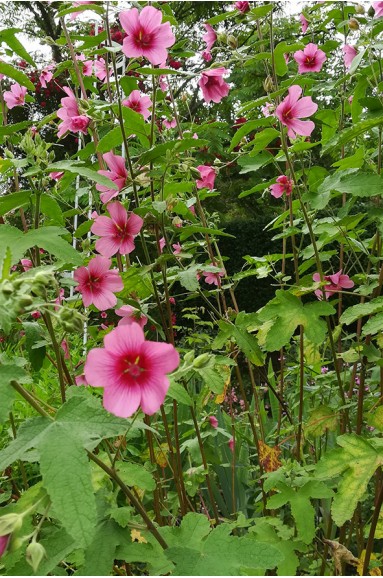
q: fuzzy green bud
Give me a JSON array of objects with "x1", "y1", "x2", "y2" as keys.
[
  {"x1": 227, "y1": 35, "x2": 238, "y2": 49},
  {"x1": 1, "y1": 280, "x2": 14, "y2": 297},
  {"x1": 348, "y1": 17, "x2": 359, "y2": 30},
  {"x1": 59, "y1": 308, "x2": 83, "y2": 333},
  {"x1": 0, "y1": 514, "x2": 23, "y2": 537},
  {"x1": 355, "y1": 3, "x2": 365, "y2": 14},
  {"x1": 184, "y1": 351, "x2": 195, "y2": 364},
  {"x1": 26, "y1": 541, "x2": 46, "y2": 573},
  {"x1": 263, "y1": 75, "x2": 274, "y2": 93},
  {"x1": 193, "y1": 353, "x2": 210, "y2": 368}
]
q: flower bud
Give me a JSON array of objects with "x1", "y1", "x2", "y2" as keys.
[
  {"x1": 227, "y1": 35, "x2": 238, "y2": 49},
  {"x1": 58, "y1": 308, "x2": 84, "y2": 333},
  {"x1": 26, "y1": 541, "x2": 46, "y2": 573},
  {"x1": 193, "y1": 353, "x2": 210, "y2": 368},
  {"x1": 217, "y1": 32, "x2": 227, "y2": 44},
  {"x1": 0, "y1": 513, "x2": 23, "y2": 536},
  {"x1": 184, "y1": 351, "x2": 195, "y2": 364},
  {"x1": 355, "y1": 3, "x2": 365, "y2": 13},
  {"x1": 1, "y1": 280, "x2": 14, "y2": 296},
  {"x1": 348, "y1": 18, "x2": 359, "y2": 30},
  {"x1": 263, "y1": 75, "x2": 275, "y2": 93}
]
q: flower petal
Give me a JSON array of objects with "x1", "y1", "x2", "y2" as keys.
[
  {"x1": 103, "y1": 324, "x2": 145, "y2": 357},
  {"x1": 103, "y1": 381, "x2": 142, "y2": 417}
]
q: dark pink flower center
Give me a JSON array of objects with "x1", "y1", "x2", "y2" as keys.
[
  {"x1": 305, "y1": 56, "x2": 315, "y2": 65},
  {"x1": 129, "y1": 100, "x2": 141, "y2": 112},
  {"x1": 122, "y1": 355, "x2": 144, "y2": 379},
  {"x1": 135, "y1": 29, "x2": 153, "y2": 48},
  {"x1": 283, "y1": 108, "x2": 293, "y2": 120}
]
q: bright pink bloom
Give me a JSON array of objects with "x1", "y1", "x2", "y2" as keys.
[
  {"x1": 159, "y1": 75, "x2": 168, "y2": 92},
  {"x1": 61, "y1": 339, "x2": 70, "y2": 359},
  {"x1": 199, "y1": 68, "x2": 230, "y2": 104},
  {"x1": 57, "y1": 87, "x2": 90, "y2": 137},
  {"x1": 30, "y1": 126, "x2": 38, "y2": 137},
  {"x1": 270, "y1": 175, "x2": 293, "y2": 198},
  {"x1": 84, "y1": 324, "x2": 180, "y2": 417},
  {"x1": 261, "y1": 102, "x2": 274, "y2": 117},
  {"x1": 343, "y1": 45, "x2": 358, "y2": 69},
  {"x1": 169, "y1": 297, "x2": 176, "y2": 305},
  {"x1": 76, "y1": 54, "x2": 92, "y2": 76},
  {"x1": 313, "y1": 270, "x2": 354, "y2": 300},
  {"x1": 163, "y1": 118, "x2": 177, "y2": 129},
  {"x1": 159, "y1": 237, "x2": 166, "y2": 253},
  {"x1": 203, "y1": 267, "x2": 225, "y2": 286},
  {"x1": 74, "y1": 255, "x2": 123, "y2": 310},
  {"x1": 31, "y1": 311, "x2": 41, "y2": 320},
  {"x1": 228, "y1": 437, "x2": 235, "y2": 452},
  {"x1": 202, "y1": 50, "x2": 212, "y2": 62},
  {"x1": 0, "y1": 535, "x2": 10, "y2": 558},
  {"x1": 91, "y1": 201, "x2": 143, "y2": 257},
  {"x1": 203, "y1": 24, "x2": 216, "y2": 53},
  {"x1": 96, "y1": 152, "x2": 128, "y2": 204},
  {"x1": 275, "y1": 85, "x2": 317, "y2": 139},
  {"x1": 39, "y1": 66, "x2": 54, "y2": 88},
  {"x1": 4, "y1": 83, "x2": 27, "y2": 109},
  {"x1": 293, "y1": 43, "x2": 326, "y2": 73},
  {"x1": 235, "y1": 1, "x2": 250, "y2": 13},
  {"x1": 21, "y1": 259, "x2": 33, "y2": 271},
  {"x1": 120, "y1": 6, "x2": 176, "y2": 66},
  {"x1": 122, "y1": 90, "x2": 152, "y2": 119},
  {"x1": 172, "y1": 242, "x2": 182, "y2": 255},
  {"x1": 209, "y1": 415, "x2": 218, "y2": 428},
  {"x1": 50, "y1": 171, "x2": 64, "y2": 181},
  {"x1": 116, "y1": 305, "x2": 148, "y2": 328},
  {"x1": 196, "y1": 165, "x2": 216, "y2": 190},
  {"x1": 300, "y1": 13, "x2": 309, "y2": 33},
  {"x1": 101, "y1": 311, "x2": 108, "y2": 319},
  {"x1": 95, "y1": 58, "x2": 108, "y2": 81},
  {"x1": 373, "y1": 2, "x2": 383, "y2": 17}
]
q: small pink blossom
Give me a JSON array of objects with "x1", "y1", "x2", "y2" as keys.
[
  {"x1": 203, "y1": 23, "x2": 216, "y2": 53},
  {"x1": 54, "y1": 288, "x2": 65, "y2": 311},
  {"x1": 203, "y1": 267, "x2": 225, "y2": 286},
  {"x1": 300, "y1": 13, "x2": 309, "y2": 33},
  {"x1": 74, "y1": 255, "x2": 123, "y2": 310},
  {"x1": 84, "y1": 324, "x2": 180, "y2": 417},
  {"x1": 0, "y1": 535, "x2": 10, "y2": 558},
  {"x1": 228, "y1": 437, "x2": 235, "y2": 452},
  {"x1": 61, "y1": 339, "x2": 70, "y2": 360},
  {"x1": 313, "y1": 270, "x2": 354, "y2": 300},
  {"x1": 202, "y1": 50, "x2": 212, "y2": 62},
  {"x1": 39, "y1": 66, "x2": 54, "y2": 88},
  {"x1": 122, "y1": 90, "x2": 152, "y2": 120},
  {"x1": 163, "y1": 118, "x2": 177, "y2": 129},
  {"x1": 343, "y1": 45, "x2": 358, "y2": 69},
  {"x1": 120, "y1": 6, "x2": 176, "y2": 66},
  {"x1": 50, "y1": 171, "x2": 64, "y2": 181},
  {"x1": 169, "y1": 297, "x2": 176, "y2": 305},
  {"x1": 30, "y1": 126, "x2": 38, "y2": 137},
  {"x1": 159, "y1": 237, "x2": 166, "y2": 253},
  {"x1": 95, "y1": 57, "x2": 108, "y2": 81},
  {"x1": 57, "y1": 86, "x2": 90, "y2": 138},
  {"x1": 75, "y1": 373, "x2": 88, "y2": 386},
  {"x1": 348, "y1": 95, "x2": 353, "y2": 105},
  {"x1": 70, "y1": 1, "x2": 95, "y2": 20},
  {"x1": 101, "y1": 311, "x2": 108, "y2": 319},
  {"x1": 373, "y1": 2, "x2": 383, "y2": 17},
  {"x1": 209, "y1": 415, "x2": 218, "y2": 428},
  {"x1": 199, "y1": 68, "x2": 230, "y2": 104},
  {"x1": 76, "y1": 54, "x2": 93, "y2": 76},
  {"x1": 31, "y1": 311, "x2": 41, "y2": 320},
  {"x1": 270, "y1": 175, "x2": 293, "y2": 198},
  {"x1": 321, "y1": 366, "x2": 329, "y2": 374},
  {"x1": 4, "y1": 83, "x2": 27, "y2": 109},
  {"x1": 172, "y1": 242, "x2": 182, "y2": 255},
  {"x1": 196, "y1": 165, "x2": 216, "y2": 190},
  {"x1": 275, "y1": 85, "x2": 317, "y2": 139},
  {"x1": 261, "y1": 102, "x2": 274, "y2": 117},
  {"x1": 235, "y1": 1, "x2": 250, "y2": 13},
  {"x1": 96, "y1": 152, "x2": 128, "y2": 204},
  {"x1": 116, "y1": 305, "x2": 148, "y2": 328},
  {"x1": 293, "y1": 43, "x2": 327, "y2": 73},
  {"x1": 21, "y1": 259, "x2": 33, "y2": 271},
  {"x1": 159, "y1": 75, "x2": 168, "y2": 91},
  {"x1": 91, "y1": 201, "x2": 143, "y2": 257}
]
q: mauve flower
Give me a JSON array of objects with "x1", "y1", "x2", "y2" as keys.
[
  {"x1": 0, "y1": 534, "x2": 10, "y2": 558},
  {"x1": 50, "y1": 171, "x2": 64, "y2": 181},
  {"x1": 163, "y1": 118, "x2": 177, "y2": 129},
  {"x1": 4, "y1": 83, "x2": 27, "y2": 109},
  {"x1": 61, "y1": 339, "x2": 70, "y2": 359},
  {"x1": 122, "y1": 90, "x2": 152, "y2": 119},
  {"x1": 313, "y1": 270, "x2": 354, "y2": 300},
  {"x1": 76, "y1": 54, "x2": 92, "y2": 76},
  {"x1": 202, "y1": 50, "x2": 213, "y2": 62},
  {"x1": 21, "y1": 259, "x2": 33, "y2": 271},
  {"x1": 74, "y1": 255, "x2": 123, "y2": 310},
  {"x1": 96, "y1": 152, "x2": 128, "y2": 204},
  {"x1": 54, "y1": 288, "x2": 65, "y2": 311},
  {"x1": 321, "y1": 366, "x2": 329, "y2": 374},
  {"x1": 373, "y1": 2, "x2": 383, "y2": 17},
  {"x1": 95, "y1": 57, "x2": 108, "y2": 81},
  {"x1": 31, "y1": 311, "x2": 41, "y2": 320},
  {"x1": 228, "y1": 437, "x2": 235, "y2": 452},
  {"x1": 172, "y1": 242, "x2": 182, "y2": 255},
  {"x1": 196, "y1": 165, "x2": 216, "y2": 190},
  {"x1": 57, "y1": 87, "x2": 90, "y2": 138},
  {"x1": 120, "y1": 6, "x2": 176, "y2": 66},
  {"x1": 159, "y1": 237, "x2": 166, "y2": 253},
  {"x1": 209, "y1": 415, "x2": 218, "y2": 428},
  {"x1": 262, "y1": 102, "x2": 274, "y2": 117},
  {"x1": 293, "y1": 43, "x2": 327, "y2": 73},
  {"x1": 270, "y1": 175, "x2": 293, "y2": 198},
  {"x1": 199, "y1": 68, "x2": 230, "y2": 104},
  {"x1": 275, "y1": 85, "x2": 317, "y2": 139},
  {"x1": 39, "y1": 66, "x2": 54, "y2": 88},
  {"x1": 116, "y1": 305, "x2": 148, "y2": 328},
  {"x1": 84, "y1": 324, "x2": 180, "y2": 417},
  {"x1": 70, "y1": 0, "x2": 95, "y2": 20},
  {"x1": 235, "y1": 1, "x2": 250, "y2": 13},
  {"x1": 203, "y1": 266, "x2": 225, "y2": 286},
  {"x1": 169, "y1": 297, "x2": 176, "y2": 305},
  {"x1": 343, "y1": 45, "x2": 358, "y2": 69},
  {"x1": 300, "y1": 13, "x2": 309, "y2": 33},
  {"x1": 203, "y1": 23, "x2": 216, "y2": 53},
  {"x1": 91, "y1": 201, "x2": 143, "y2": 257}
]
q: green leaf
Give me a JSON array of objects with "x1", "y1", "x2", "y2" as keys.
[
  {"x1": 0, "y1": 121, "x2": 32, "y2": 137},
  {"x1": 116, "y1": 462, "x2": 155, "y2": 492},
  {"x1": 0, "y1": 61, "x2": 35, "y2": 90},
  {"x1": 305, "y1": 405, "x2": 338, "y2": 437},
  {"x1": 366, "y1": 406, "x2": 383, "y2": 432},
  {"x1": 40, "y1": 195, "x2": 64, "y2": 225},
  {"x1": 160, "y1": 513, "x2": 210, "y2": 549},
  {"x1": 168, "y1": 380, "x2": 193, "y2": 405},
  {"x1": 0, "y1": 191, "x2": 31, "y2": 216},
  {"x1": 122, "y1": 106, "x2": 150, "y2": 147},
  {"x1": 315, "y1": 434, "x2": 383, "y2": 527},
  {"x1": 22, "y1": 322, "x2": 46, "y2": 371},
  {"x1": 237, "y1": 151, "x2": 273, "y2": 174},
  {"x1": 274, "y1": 42, "x2": 304, "y2": 76},
  {"x1": 96, "y1": 126, "x2": 123, "y2": 154},
  {"x1": 322, "y1": 115, "x2": 383, "y2": 155},
  {"x1": 46, "y1": 162, "x2": 118, "y2": 190},
  {"x1": 228, "y1": 120, "x2": 274, "y2": 152},
  {"x1": 0, "y1": 28, "x2": 36, "y2": 67},
  {"x1": 0, "y1": 363, "x2": 31, "y2": 423},
  {"x1": 340, "y1": 297, "x2": 383, "y2": 325},
  {"x1": 80, "y1": 520, "x2": 122, "y2": 576}
]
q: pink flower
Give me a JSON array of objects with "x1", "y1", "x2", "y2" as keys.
[
  {"x1": 4, "y1": 83, "x2": 27, "y2": 109},
  {"x1": 75, "y1": 373, "x2": 88, "y2": 386},
  {"x1": 0, "y1": 535, "x2": 10, "y2": 558},
  {"x1": 50, "y1": 171, "x2": 64, "y2": 181},
  {"x1": 228, "y1": 437, "x2": 235, "y2": 452},
  {"x1": 21, "y1": 259, "x2": 33, "y2": 271},
  {"x1": 122, "y1": 90, "x2": 152, "y2": 119},
  {"x1": 203, "y1": 267, "x2": 225, "y2": 286},
  {"x1": 209, "y1": 415, "x2": 218, "y2": 428},
  {"x1": 70, "y1": 0, "x2": 95, "y2": 20},
  {"x1": 169, "y1": 297, "x2": 176, "y2": 305},
  {"x1": 95, "y1": 58, "x2": 108, "y2": 81},
  {"x1": 159, "y1": 75, "x2": 168, "y2": 91},
  {"x1": 202, "y1": 50, "x2": 212, "y2": 62},
  {"x1": 96, "y1": 152, "x2": 128, "y2": 204},
  {"x1": 39, "y1": 66, "x2": 54, "y2": 88},
  {"x1": 203, "y1": 23, "x2": 216, "y2": 53},
  {"x1": 270, "y1": 175, "x2": 293, "y2": 198},
  {"x1": 84, "y1": 324, "x2": 180, "y2": 417},
  {"x1": 120, "y1": 6, "x2": 176, "y2": 66},
  {"x1": 313, "y1": 270, "x2": 354, "y2": 300},
  {"x1": 199, "y1": 68, "x2": 230, "y2": 104},
  {"x1": 61, "y1": 339, "x2": 70, "y2": 359},
  {"x1": 159, "y1": 237, "x2": 166, "y2": 253},
  {"x1": 284, "y1": 53, "x2": 290, "y2": 64},
  {"x1": 57, "y1": 87, "x2": 90, "y2": 138},
  {"x1": 261, "y1": 102, "x2": 274, "y2": 117},
  {"x1": 348, "y1": 95, "x2": 353, "y2": 105},
  {"x1": 31, "y1": 311, "x2": 41, "y2": 320},
  {"x1": 321, "y1": 366, "x2": 329, "y2": 374},
  {"x1": 300, "y1": 13, "x2": 309, "y2": 33},
  {"x1": 101, "y1": 311, "x2": 108, "y2": 319},
  {"x1": 74, "y1": 255, "x2": 123, "y2": 310},
  {"x1": 163, "y1": 118, "x2": 177, "y2": 129},
  {"x1": 293, "y1": 43, "x2": 327, "y2": 73},
  {"x1": 373, "y1": 2, "x2": 383, "y2": 17},
  {"x1": 54, "y1": 288, "x2": 65, "y2": 311},
  {"x1": 91, "y1": 201, "x2": 143, "y2": 257},
  {"x1": 172, "y1": 243, "x2": 182, "y2": 255},
  {"x1": 343, "y1": 45, "x2": 358, "y2": 69},
  {"x1": 116, "y1": 305, "x2": 148, "y2": 328},
  {"x1": 235, "y1": 1, "x2": 250, "y2": 13},
  {"x1": 196, "y1": 165, "x2": 216, "y2": 190},
  {"x1": 275, "y1": 85, "x2": 317, "y2": 139}
]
